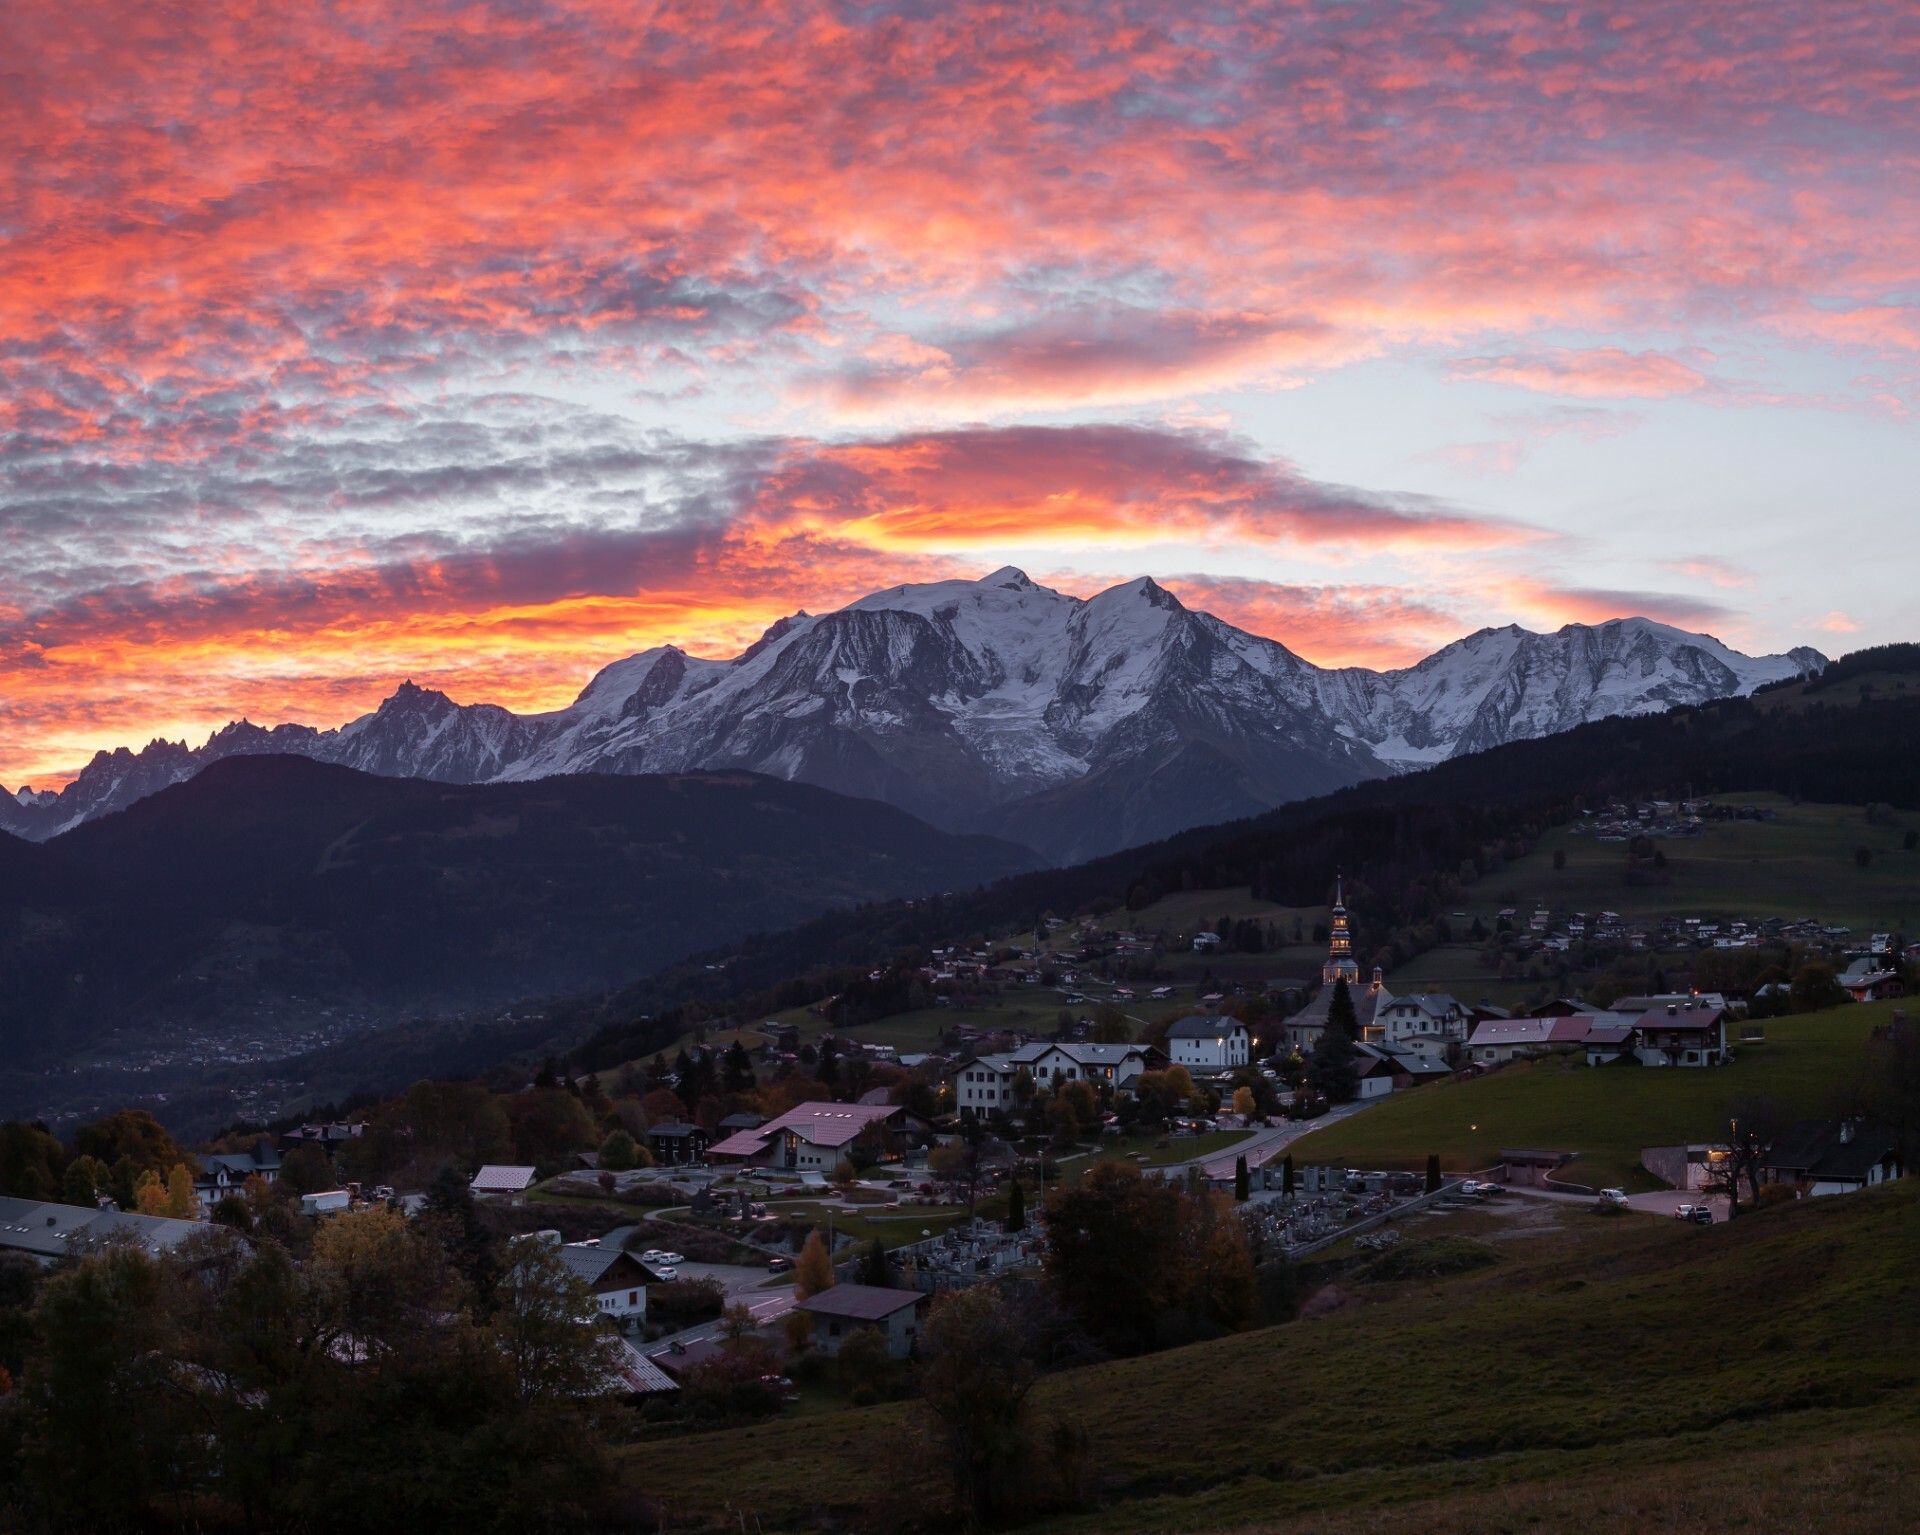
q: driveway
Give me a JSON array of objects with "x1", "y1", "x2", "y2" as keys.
[
  {"x1": 1504, "y1": 1184, "x2": 1731, "y2": 1221},
  {"x1": 1625, "y1": 1188, "x2": 1729, "y2": 1220}
]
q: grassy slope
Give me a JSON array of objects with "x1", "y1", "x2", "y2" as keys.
[
  {"x1": 1467, "y1": 792, "x2": 1918, "y2": 934},
  {"x1": 624, "y1": 1179, "x2": 1920, "y2": 1532},
  {"x1": 1289, "y1": 999, "x2": 1897, "y2": 1189},
  {"x1": 1384, "y1": 793, "x2": 1919, "y2": 1009}
]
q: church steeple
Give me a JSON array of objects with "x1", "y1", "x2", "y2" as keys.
[{"x1": 1323, "y1": 875, "x2": 1359, "y2": 987}]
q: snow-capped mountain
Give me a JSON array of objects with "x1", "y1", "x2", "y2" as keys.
[{"x1": 2, "y1": 569, "x2": 1825, "y2": 860}]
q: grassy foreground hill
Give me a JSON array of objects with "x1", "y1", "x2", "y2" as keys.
[
  {"x1": 1290, "y1": 999, "x2": 1900, "y2": 1190},
  {"x1": 621, "y1": 1180, "x2": 1920, "y2": 1532}
]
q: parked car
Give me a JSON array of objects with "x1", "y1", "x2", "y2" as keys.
[
  {"x1": 655, "y1": 1251, "x2": 685, "y2": 1265},
  {"x1": 1672, "y1": 1204, "x2": 1700, "y2": 1220},
  {"x1": 640, "y1": 1248, "x2": 668, "y2": 1263},
  {"x1": 766, "y1": 1256, "x2": 794, "y2": 1273},
  {"x1": 1598, "y1": 1188, "x2": 1629, "y2": 1207},
  {"x1": 650, "y1": 1266, "x2": 678, "y2": 1281},
  {"x1": 1686, "y1": 1205, "x2": 1714, "y2": 1225}
]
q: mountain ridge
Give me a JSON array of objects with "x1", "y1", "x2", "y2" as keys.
[
  {"x1": 0, "y1": 754, "x2": 1040, "y2": 1080},
  {"x1": 3, "y1": 569, "x2": 1825, "y2": 860}
]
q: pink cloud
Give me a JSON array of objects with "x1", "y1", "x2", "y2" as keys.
[{"x1": 1449, "y1": 348, "x2": 1712, "y2": 399}]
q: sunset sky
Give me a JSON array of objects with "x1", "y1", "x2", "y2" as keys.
[{"x1": 4, "y1": 1, "x2": 1917, "y2": 789}]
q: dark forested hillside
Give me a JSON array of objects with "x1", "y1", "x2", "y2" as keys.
[
  {"x1": 0, "y1": 757, "x2": 1037, "y2": 1065},
  {"x1": 566, "y1": 687, "x2": 1920, "y2": 1069}
]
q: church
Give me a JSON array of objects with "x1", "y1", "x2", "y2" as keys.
[{"x1": 1280, "y1": 878, "x2": 1391, "y2": 1054}]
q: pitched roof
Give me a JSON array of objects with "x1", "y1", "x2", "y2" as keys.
[
  {"x1": 796, "y1": 1283, "x2": 925, "y2": 1320},
  {"x1": 470, "y1": 1164, "x2": 538, "y2": 1192},
  {"x1": 555, "y1": 1242, "x2": 664, "y2": 1286},
  {"x1": 1764, "y1": 1119, "x2": 1901, "y2": 1182},
  {"x1": 0, "y1": 1197, "x2": 203, "y2": 1260},
  {"x1": 1009, "y1": 1041, "x2": 1151, "y2": 1067},
  {"x1": 612, "y1": 1342, "x2": 679, "y2": 1395},
  {"x1": 1467, "y1": 1018, "x2": 1561, "y2": 1047},
  {"x1": 1289, "y1": 983, "x2": 1392, "y2": 1032},
  {"x1": 709, "y1": 1100, "x2": 902, "y2": 1158},
  {"x1": 1166, "y1": 1015, "x2": 1247, "y2": 1040},
  {"x1": 1631, "y1": 1002, "x2": 1725, "y2": 1033}
]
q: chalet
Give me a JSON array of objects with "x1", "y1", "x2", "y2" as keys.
[
  {"x1": 193, "y1": 1139, "x2": 282, "y2": 1213},
  {"x1": 1164, "y1": 1016, "x2": 1250, "y2": 1073},
  {"x1": 797, "y1": 1284, "x2": 927, "y2": 1359},
  {"x1": 1762, "y1": 1119, "x2": 1905, "y2": 1196},
  {"x1": 647, "y1": 1121, "x2": 712, "y2": 1166},
  {"x1": 706, "y1": 1101, "x2": 908, "y2": 1173},
  {"x1": 1630, "y1": 1000, "x2": 1727, "y2": 1067},
  {"x1": 1839, "y1": 959, "x2": 1902, "y2": 1003},
  {"x1": 1466, "y1": 1012, "x2": 1634, "y2": 1066},
  {"x1": 554, "y1": 1241, "x2": 660, "y2": 1326},
  {"x1": 950, "y1": 1041, "x2": 1165, "y2": 1112}
]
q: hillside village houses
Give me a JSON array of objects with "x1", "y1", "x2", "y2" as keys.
[
  {"x1": 950, "y1": 1040, "x2": 1167, "y2": 1112},
  {"x1": 1465, "y1": 998, "x2": 1729, "y2": 1067},
  {"x1": 192, "y1": 1137, "x2": 282, "y2": 1213}
]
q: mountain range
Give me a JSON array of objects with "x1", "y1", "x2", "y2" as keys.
[{"x1": 5, "y1": 568, "x2": 1825, "y2": 862}]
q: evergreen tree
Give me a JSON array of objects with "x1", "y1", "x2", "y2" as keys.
[
  {"x1": 1307, "y1": 1020, "x2": 1359, "y2": 1103},
  {"x1": 1281, "y1": 1154, "x2": 1295, "y2": 1196},
  {"x1": 1425, "y1": 1152, "x2": 1442, "y2": 1193},
  {"x1": 1234, "y1": 1155, "x2": 1250, "y2": 1202},
  {"x1": 723, "y1": 1039, "x2": 756, "y2": 1095},
  {"x1": 861, "y1": 1240, "x2": 888, "y2": 1287},
  {"x1": 1005, "y1": 1178, "x2": 1026, "y2": 1233},
  {"x1": 1325, "y1": 976, "x2": 1358, "y2": 1039}
]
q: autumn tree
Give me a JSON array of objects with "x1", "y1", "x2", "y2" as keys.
[
  {"x1": 489, "y1": 1237, "x2": 622, "y2": 1402},
  {"x1": 0, "y1": 1122, "x2": 65, "y2": 1200},
  {"x1": 918, "y1": 1286, "x2": 1042, "y2": 1524},
  {"x1": 164, "y1": 1163, "x2": 197, "y2": 1219},
  {"x1": 598, "y1": 1129, "x2": 639, "y2": 1171},
  {"x1": 793, "y1": 1229, "x2": 836, "y2": 1300}
]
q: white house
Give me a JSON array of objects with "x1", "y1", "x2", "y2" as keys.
[
  {"x1": 1368, "y1": 993, "x2": 1469, "y2": 1052},
  {"x1": 1352, "y1": 1044, "x2": 1398, "y2": 1099},
  {"x1": 1163, "y1": 1016, "x2": 1250, "y2": 1073},
  {"x1": 554, "y1": 1241, "x2": 658, "y2": 1326},
  {"x1": 950, "y1": 1041, "x2": 1166, "y2": 1114}
]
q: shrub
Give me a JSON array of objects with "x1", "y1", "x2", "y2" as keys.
[
  {"x1": 1362, "y1": 1237, "x2": 1500, "y2": 1282},
  {"x1": 646, "y1": 1277, "x2": 725, "y2": 1320}
]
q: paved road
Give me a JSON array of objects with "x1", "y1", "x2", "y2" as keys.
[
  {"x1": 1151, "y1": 1099, "x2": 1381, "y2": 1181},
  {"x1": 646, "y1": 1281, "x2": 798, "y2": 1353}
]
